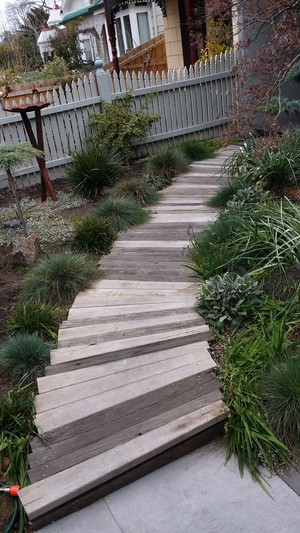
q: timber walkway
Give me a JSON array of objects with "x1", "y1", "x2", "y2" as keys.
[{"x1": 20, "y1": 147, "x2": 235, "y2": 529}]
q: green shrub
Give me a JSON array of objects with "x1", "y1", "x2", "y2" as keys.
[
  {"x1": 90, "y1": 92, "x2": 160, "y2": 161},
  {"x1": 8, "y1": 303, "x2": 61, "y2": 340},
  {"x1": 0, "y1": 333, "x2": 50, "y2": 383},
  {"x1": 189, "y1": 200, "x2": 300, "y2": 280},
  {"x1": 39, "y1": 56, "x2": 69, "y2": 79},
  {"x1": 261, "y1": 355, "x2": 300, "y2": 450},
  {"x1": 197, "y1": 273, "x2": 262, "y2": 330},
  {"x1": 221, "y1": 313, "x2": 294, "y2": 488},
  {"x1": 147, "y1": 146, "x2": 189, "y2": 179},
  {"x1": 145, "y1": 174, "x2": 172, "y2": 191},
  {"x1": 73, "y1": 215, "x2": 116, "y2": 254},
  {"x1": 94, "y1": 197, "x2": 149, "y2": 232},
  {"x1": 112, "y1": 177, "x2": 159, "y2": 206},
  {"x1": 0, "y1": 383, "x2": 35, "y2": 487},
  {"x1": 67, "y1": 141, "x2": 122, "y2": 199},
  {"x1": 180, "y1": 139, "x2": 214, "y2": 163},
  {"x1": 21, "y1": 252, "x2": 101, "y2": 306}
]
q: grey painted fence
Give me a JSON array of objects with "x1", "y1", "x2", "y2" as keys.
[{"x1": 0, "y1": 49, "x2": 237, "y2": 189}]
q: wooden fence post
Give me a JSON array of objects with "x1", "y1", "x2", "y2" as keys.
[{"x1": 95, "y1": 57, "x2": 112, "y2": 103}]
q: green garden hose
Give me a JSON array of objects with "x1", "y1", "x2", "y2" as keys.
[{"x1": 0, "y1": 483, "x2": 19, "y2": 533}]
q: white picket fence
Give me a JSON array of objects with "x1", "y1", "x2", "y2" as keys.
[{"x1": 0, "y1": 49, "x2": 237, "y2": 189}]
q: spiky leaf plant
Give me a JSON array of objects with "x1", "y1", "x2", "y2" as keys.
[
  {"x1": 0, "y1": 333, "x2": 50, "y2": 383},
  {"x1": 21, "y1": 252, "x2": 101, "y2": 306},
  {"x1": 180, "y1": 139, "x2": 214, "y2": 163},
  {"x1": 67, "y1": 141, "x2": 123, "y2": 198},
  {"x1": 8, "y1": 303, "x2": 62, "y2": 341},
  {"x1": 111, "y1": 177, "x2": 159, "y2": 206},
  {"x1": 147, "y1": 145, "x2": 189, "y2": 179},
  {"x1": 94, "y1": 197, "x2": 149, "y2": 232},
  {"x1": 261, "y1": 355, "x2": 300, "y2": 450},
  {"x1": 73, "y1": 215, "x2": 116, "y2": 254}
]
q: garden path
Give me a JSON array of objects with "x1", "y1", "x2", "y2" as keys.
[{"x1": 19, "y1": 147, "x2": 236, "y2": 529}]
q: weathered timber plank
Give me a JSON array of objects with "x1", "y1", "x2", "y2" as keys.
[
  {"x1": 29, "y1": 388, "x2": 223, "y2": 483},
  {"x1": 92, "y1": 281, "x2": 193, "y2": 290},
  {"x1": 20, "y1": 400, "x2": 227, "y2": 522},
  {"x1": 35, "y1": 363, "x2": 215, "y2": 436},
  {"x1": 36, "y1": 352, "x2": 214, "y2": 413},
  {"x1": 50, "y1": 326, "x2": 210, "y2": 366},
  {"x1": 38, "y1": 342, "x2": 210, "y2": 394},
  {"x1": 67, "y1": 302, "x2": 195, "y2": 320}
]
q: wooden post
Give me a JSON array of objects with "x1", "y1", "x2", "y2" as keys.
[
  {"x1": 184, "y1": 0, "x2": 198, "y2": 65},
  {"x1": 103, "y1": 0, "x2": 120, "y2": 75},
  {"x1": 21, "y1": 110, "x2": 57, "y2": 202}
]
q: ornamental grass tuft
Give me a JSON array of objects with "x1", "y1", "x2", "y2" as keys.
[
  {"x1": 73, "y1": 215, "x2": 116, "y2": 254},
  {"x1": 94, "y1": 197, "x2": 149, "y2": 232},
  {"x1": 147, "y1": 145, "x2": 189, "y2": 179},
  {"x1": 0, "y1": 333, "x2": 50, "y2": 383},
  {"x1": 21, "y1": 252, "x2": 101, "y2": 306},
  {"x1": 8, "y1": 303, "x2": 62, "y2": 341},
  {"x1": 111, "y1": 177, "x2": 159, "y2": 206}
]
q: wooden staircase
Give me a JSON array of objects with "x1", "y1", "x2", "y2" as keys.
[{"x1": 19, "y1": 149, "x2": 235, "y2": 529}]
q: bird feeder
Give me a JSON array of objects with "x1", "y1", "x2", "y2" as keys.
[{"x1": 0, "y1": 84, "x2": 57, "y2": 202}]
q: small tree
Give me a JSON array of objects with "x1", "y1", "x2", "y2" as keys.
[
  {"x1": 0, "y1": 143, "x2": 42, "y2": 235},
  {"x1": 49, "y1": 21, "x2": 83, "y2": 70},
  {"x1": 90, "y1": 92, "x2": 160, "y2": 163}
]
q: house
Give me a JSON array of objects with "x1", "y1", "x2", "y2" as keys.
[{"x1": 57, "y1": 0, "x2": 164, "y2": 64}]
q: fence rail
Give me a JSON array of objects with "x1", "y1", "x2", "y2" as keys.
[{"x1": 0, "y1": 50, "x2": 237, "y2": 189}]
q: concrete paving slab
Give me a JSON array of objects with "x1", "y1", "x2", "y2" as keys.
[{"x1": 39, "y1": 440, "x2": 300, "y2": 533}]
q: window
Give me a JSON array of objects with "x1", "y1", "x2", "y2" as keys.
[
  {"x1": 123, "y1": 15, "x2": 133, "y2": 50},
  {"x1": 137, "y1": 12, "x2": 151, "y2": 44},
  {"x1": 115, "y1": 17, "x2": 125, "y2": 55}
]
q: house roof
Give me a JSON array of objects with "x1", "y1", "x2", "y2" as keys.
[{"x1": 62, "y1": 0, "x2": 103, "y2": 23}]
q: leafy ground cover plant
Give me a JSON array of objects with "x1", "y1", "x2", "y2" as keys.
[
  {"x1": 67, "y1": 141, "x2": 122, "y2": 199},
  {"x1": 73, "y1": 215, "x2": 116, "y2": 254},
  {"x1": 90, "y1": 92, "x2": 160, "y2": 162},
  {"x1": 261, "y1": 354, "x2": 300, "y2": 451},
  {"x1": 225, "y1": 186, "x2": 270, "y2": 211},
  {"x1": 197, "y1": 272, "x2": 262, "y2": 330},
  {"x1": 0, "y1": 333, "x2": 50, "y2": 383},
  {"x1": 8, "y1": 303, "x2": 62, "y2": 341},
  {"x1": 180, "y1": 139, "x2": 215, "y2": 163},
  {"x1": 220, "y1": 303, "x2": 297, "y2": 489},
  {"x1": 94, "y1": 197, "x2": 149, "y2": 232},
  {"x1": 147, "y1": 145, "x2": 189, "y2": 179},
  {"x1": 21, "y1": 252, "x2": 101, "y2": 306},
  {"x1": 112, "y1": 177, "x2": 159, "y2": 206}
]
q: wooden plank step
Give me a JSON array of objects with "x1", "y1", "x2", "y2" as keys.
[
  {"x1": 92, "y1": 281, "x2": 193, "y2": 290},
  {"x1": 20, "y1": 400, "x2": 227, "y2": 528},
  {"x1": 38, "y1": 342, "x2": 210, "y2": 394},
  {"x1": 35, "y1": 363, "x2": 216, "y2": 440},
  {"x1": 67, "y1": 301, "x2": 195, "y2": 320},
  {"x1": 57, "y1": 311, "x2": 201, "y2": 347},
  {"x1": 72, "y1": 293, "x2": 195, "y2": 309},
  {"x1": 36, "y1": 350, "x2": 214, "y2": 413},
  {"x1": 28, "y1": 389, "x2": 223, "y2": 483},
  {"x1": 63, "y1": 306, "x2": 196, "y2": 328},
  {"x1": 49, "y1": 325, "x2": 211, "y2": 370}
]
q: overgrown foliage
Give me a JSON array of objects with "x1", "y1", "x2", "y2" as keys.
[
  {"x1": 112, "y1": 177, "x2": 159, "y2": 207},
  {"x1": 67, "y1": 142, "x2": 122, "y2": 199},
  {"x1": 197, "y1": 273, "x2": 262, "y2": 330},
  {"x1": 91, "y1": 92, "x2": 160, "y2": 162},
  {"x1": 49, "y1": 21, "x2": 82, "y2": 69},
  {"x1": 8, "y1": 303, "x2": 62, "y2": 341},
  {"x1": 147, "y1": 145, "x2": 189, "y2": 179},
  {"x1": 0, "y1": 333, "x2": 50, "y2": 383},
  {"x1": 180, "y1": 139, "x2": 215, "y2": 163},
  {"x1": 94, "y1": 197, "x2": 149, "y2": 232},
  {"x1": 73, "y1": 216, "x2": 116, "y2": 254},
  {"x1": 21, "y1": 252, "x2": 101, "y2": 306},
  {"x1": 39, "y1": 56, "x2": 69, "y2": 80}
]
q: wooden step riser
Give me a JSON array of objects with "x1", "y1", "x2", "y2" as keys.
[
  {"x1": 29, "y1": 388, "x2": 223, "y2": 483},
  {"x1": 47, "y1": 330, "x2": 211, "y2": 375},
  {"x1": 35, "y1": 371, "x2": 216, "y2": 443},
  {"x1": 39, "y1": 342, "x2": 209, "y2": 394}
]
